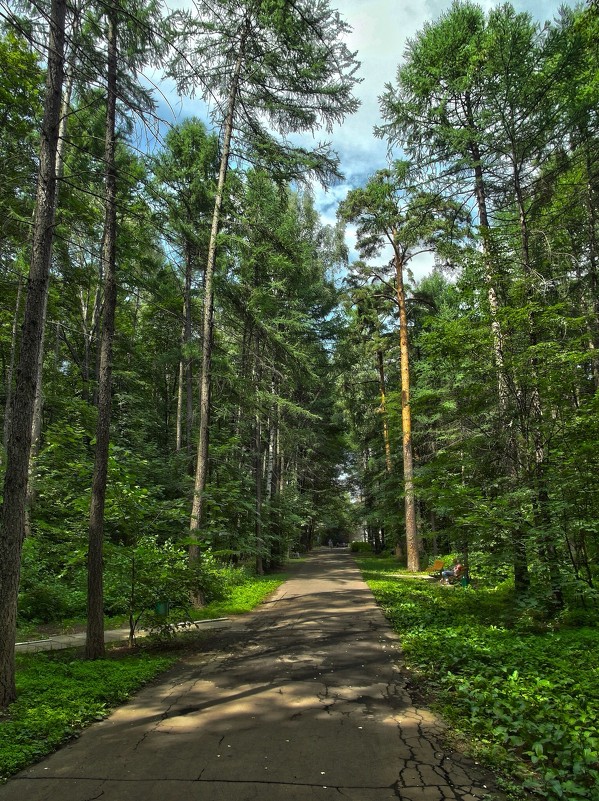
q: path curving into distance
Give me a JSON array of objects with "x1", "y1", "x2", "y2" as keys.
[{"x1": 1, "y1": 549, "x2": 505, "y2": 801}]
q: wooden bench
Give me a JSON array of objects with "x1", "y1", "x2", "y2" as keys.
[{"x1": 428, "y1": 558, "x2": 445, "y2": 577}]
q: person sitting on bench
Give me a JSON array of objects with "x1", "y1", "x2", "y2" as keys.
[{"x1": 441, "y1": 559, "x2": 463, "y2": 584}]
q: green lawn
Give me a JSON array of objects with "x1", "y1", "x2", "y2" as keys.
[{"x1": 356, "y1": 557, "x2": 599, "y2": 801}]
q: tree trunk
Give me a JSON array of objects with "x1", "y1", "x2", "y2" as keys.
[
  {"x1": 393, "y1": 244, "x2": 419, "y2": 571},
  {"x1": 0, "y1": 0, "x2": 66, "y2": 708},
  {"x1": 25, "y1": 0, "x2": 81, "y2": 537},
  {"x1": 184, "y1": 246, "x2": 194, "y2": 456},
  {"x1": 254, "y1": 411, "x2": 264, "y2": 574},
  {"x1": 513, "y1": 159, "x2": 562, "y2": 610},
  {"x1": 3, "y1": 276, "x2": 22, "y2": 451},
  {"x1": 189, "y1": 31, "x2": 248, "y2": 562},
  {"x1": 23, "y1": 289, "x2": 48, "y2": 538},
  {"x1": 582, "y1": 141, "x2": 599, "y2": 389},
  {"x1": 376, "y1": 349, "x2": 392, "y2": 474},
  {"x1": 466, "y1": 98, "x2": 530, "y2": 593},
  {"x1": 86, "y1": 9, "x2": 118, "y2": 660},
  {"x1": 176, "y1": 330, "x2": 184, "y2": 451}
]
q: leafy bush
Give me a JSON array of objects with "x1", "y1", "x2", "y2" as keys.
[
  {"x1": 357, "y1": 558, "x2": 599, "y2": 801},
  {"x1": 18, "y1": 538, "x2": 87, "y2": 622},
  {"x1": 350, "y1": 541, "x2": 371, "y2": 553}
]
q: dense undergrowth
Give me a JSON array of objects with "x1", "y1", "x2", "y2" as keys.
[
  {"x1": 2, "y1": 570, "x2": 286, "y2": 782},
  {"x1": 357, "y1": 556, "x2": 599, "y2": 801}
]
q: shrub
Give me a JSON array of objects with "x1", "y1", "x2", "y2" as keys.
[{"x1": 350, "y1": 541, "x2": 371, "y2": 553}]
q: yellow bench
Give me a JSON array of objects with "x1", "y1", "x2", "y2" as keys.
[{"x1": 428, "y1": 558, "x2": 445, "y2": 576}]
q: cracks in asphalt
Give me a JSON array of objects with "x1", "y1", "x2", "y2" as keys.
[
  {"x1": 391, "y1": 779, "x2": 403, "y2": 800},
  {"x1": 82, "y1": 788, "x2": 105, "y2": 801},
  {"x1": 30, "y1": 774, "x2": 493, "y2": 798},
  {"x1": 132, "y1": 671, "x2": 208, "y2": 751}
]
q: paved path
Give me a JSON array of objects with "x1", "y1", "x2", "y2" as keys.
[
  {"x1": 15, "y1": 619, "x2": 232, "y2": 654},
  {"x1": 2, "y1": 550, "x2": 504, "y2": 801}
]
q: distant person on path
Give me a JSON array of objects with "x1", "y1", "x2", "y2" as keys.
[{"x1": 328, "y1": 539, "x2": 333, "y2": 549}]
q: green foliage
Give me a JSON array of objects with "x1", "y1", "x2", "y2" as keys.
[
  {"x1": 104, "y1": 536, "x2": 201, "y2": 639},
  {"x1": 350, "y1": 541, "x2": 372, "y2": 553},
  {"x1": 18, "y1": 538, "x2": 86, "y2": 622},
  {"x1": 0, "y1": 652, "x2": 174, "y2": 781},
  {"x1": 190, "y1": 573, "x2": 286, "y2": 619},
  {"x1": 358, "y1": 558, "x2": 599, "y2": 800}
]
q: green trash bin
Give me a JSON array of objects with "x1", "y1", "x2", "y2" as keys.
[{"x1": 154, "y1": 600, "x2": 169, "y2": 616}]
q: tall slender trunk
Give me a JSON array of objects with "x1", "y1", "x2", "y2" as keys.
[
  {"x1": 252, "y1": 326, "x2": 264, "y2": 573},
  {"x1": 0, "y1": 0, "x2": 66, "y2": 708},
  {"x1": 79, "y1": 275, "x2": 102, "y2": 404},
  {"x1": 3, "y1": 276, "x2": 22, "y2": 451},
  {"x1": 86, "y1": 10, "x2": 118, "y2": 660},
  {"x1": 376, "y1": 349, "x2": 392, "y2": 474},
  {"x1": 26, "y1": 1, "x2": 80, "y2": 536},
  {"x1": 23, "y1": 289, "x2": 48, "y2": 538},
  {"x1": 582, "y1": 138, "x2": 599, "y2": 389},
  {"x1": 184, "y1": 248, "x2": 194, "y2": 456},
  {"x1": 189, "y1": 29, "x2": 248, "y2": 561},
  {"x1": 266, "y1": 380, "x2": 277, "y2": 502},
  {"x1": 254, "y1": 410, "x2": 264, "y2": 574},
  {"x1": 175, "y1": 328, "x2": 185, "y2": 451},
  {"x1": 392, "y1": 243, "x2": 419, "y2": 571},
  {"x1": 176, "y1": 242, "x2": 194, "y2": 455},
  {"x1": 466, "y1": 96, "x2": 529, "y2": 593},
  {"x1": 513, "y1": 160, "x2": 562, "y2": 610},
  {"x1": 475, "y1": 153, "x2": 529, "y2": 594}
]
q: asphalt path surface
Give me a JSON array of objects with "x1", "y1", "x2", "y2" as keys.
[{"x1": 1, "y1": 549, "x2": 505, "y2": 800}]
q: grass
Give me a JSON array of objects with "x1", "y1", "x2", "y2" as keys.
[
  {"x1": 189, "y1": 573, "x2": 287, "y2": 620},
  {"x1": 3, "y1": 569, "x2": 287, "y2": 782},
  {"x1": 356, "y1": 556, "x2": 599, "y2": 801}
]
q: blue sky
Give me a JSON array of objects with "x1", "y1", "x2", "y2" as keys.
[{"x1": 156, "y1": 0, "x2": 570, "y2": 277}]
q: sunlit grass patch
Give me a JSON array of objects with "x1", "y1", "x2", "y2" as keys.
[{"x1": 190, "y1": 573, "x2": 286, "y2": 619}]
